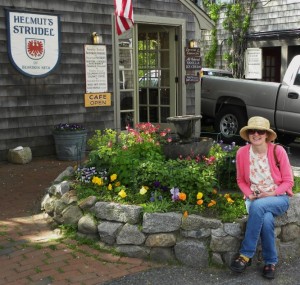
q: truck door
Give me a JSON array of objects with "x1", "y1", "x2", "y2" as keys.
[{"x1": 276, "y1": 71, "x2": 300, "y2": 134}]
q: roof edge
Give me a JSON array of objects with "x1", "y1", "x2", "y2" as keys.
[{"x1": 179, "y1": 0, "x2": 214, "y2": 30}]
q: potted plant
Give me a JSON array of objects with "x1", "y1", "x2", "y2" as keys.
[{"x1": 53, "y1": 123, "x2": 88, "y2": 161}]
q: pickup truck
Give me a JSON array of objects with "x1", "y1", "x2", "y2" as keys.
[{"x1": 201, "y1": 55, "x2": 300, "y2": 144}]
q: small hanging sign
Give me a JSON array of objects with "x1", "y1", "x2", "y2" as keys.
[
  {"x1": 84, "y1": 93, "x2": 111, "y2": 107},
  {"x1": 185, "y1": 74, "x2": 200, "y2": 84},
  {"x1": 185, "y1": 47, "x2": 201, "y2": 70}
]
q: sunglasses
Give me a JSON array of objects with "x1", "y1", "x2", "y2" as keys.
[{"x1": 247, "y1": 129, "x2": 266, "y2": 135}]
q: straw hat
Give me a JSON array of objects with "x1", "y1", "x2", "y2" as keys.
[{"x1": 239, "y1": 116, "x2": 277, "y2": 142}]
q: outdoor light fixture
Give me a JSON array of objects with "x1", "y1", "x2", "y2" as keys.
[
  {"x1": 189, "y1": 39, "x2": 198, "y2": 48},
  {"x1": 91, "y1": 32, "x2": 102, "y2": 44}
]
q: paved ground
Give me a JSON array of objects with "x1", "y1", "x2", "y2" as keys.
[
  {"x1": 0, "y1": 156, "x2": 160, "y2": 285},
  {"x1": 1, "y1": 144, "x2": 300, "y2": 285}
]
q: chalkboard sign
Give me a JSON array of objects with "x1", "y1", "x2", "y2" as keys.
[
  {"x1": 185, "y1": 48, "x2": 201, "y2": 57},
  {"x1": 185, "y1": 47, "x2": 201, "y2": 70},
  {"x1": 84, "y1": 45, "x2": 107, "y2": 93},
  {"x1": 185, "y1": 74, "x2": 200, "y2": 84}
]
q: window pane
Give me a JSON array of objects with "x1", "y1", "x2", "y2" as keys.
[
  {"x1": 161, "y1": 89, "x2": 170, "y2": 105},
  {"x1": 161, "y1": 107, "x2": 170, "y2": 123},
  {"x1": 119, "y1": 49, "x2": 132, "y2": 69},
  {"x1": 149, "y1": 107, "x2": 158, "y2": 122},
  {"x1": 139, "y1": 106, "x2": 148, "y2": 122},
  {"x1": 121, "y1": 112, "x2": 134, "y2": 130},
  {"x1": 148, "y1": 33, "x2": 158, "y2": 50},
  {"x1": 149, "y1": 89, "x2": 158, "y2": 104},
  {"x1": 161, "y1": 51, "x2": 169, "y2": 68},
  {"x1": 160, "y1": 32, "x2": 169, "y2": 49},
  {"x1": 122, "y1": 70, "x2": 134, "y2": 89},
  {"x1": 161, "y1": 70, "x2": 170, "y2": 87},
  {"x1": 139, "y1": 88, "x2": 147, "y2": 104},
  {"x1": 120, "y1": 92, "x2": 133, "y2": 110}
]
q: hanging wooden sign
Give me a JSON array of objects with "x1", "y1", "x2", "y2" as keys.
[{"x1": 84, "y1": 93, "x2": 111, "y2": 107}]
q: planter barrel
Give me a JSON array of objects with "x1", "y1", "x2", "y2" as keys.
[{"x1": 53, "y1": 130, "x2": 87, "y2": 161}]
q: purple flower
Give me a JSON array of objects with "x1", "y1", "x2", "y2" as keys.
[
  {"x1": 153, "y1": 181, "x2": 161, "y2": 188},
  {"x1": 150, "y1": 192, "x2": 155, "y2": 202},
  {"x1": 170, "y1": 187, "x2": 179, "y2": 201}
]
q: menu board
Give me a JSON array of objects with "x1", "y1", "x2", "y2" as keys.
[
  {"x1": 245, "y1": 48, "x2": 262, "y2": 79},
  {"x1": 84, "y1": 45, "x2": 107, "y2": 93},
  {"x1": 185, "y1": 47, "x2": 201, "y2": 70}
]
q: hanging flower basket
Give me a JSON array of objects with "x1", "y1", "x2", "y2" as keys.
[{"x1": 53, "y1": 124, "x2": 87, "y2": 161}]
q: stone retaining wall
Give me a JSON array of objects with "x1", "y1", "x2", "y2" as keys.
[{"x1": 41, "y1": 167, "x2": 300, "y2": 268}]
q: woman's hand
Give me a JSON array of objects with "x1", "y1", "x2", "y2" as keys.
[
  {"x1": 249, "y1": 191, "x2": 276, "y2": 200},
  {"x1": 258, "y1": 191, "x2": 276, "y2": 198},
  {"x1": 249, "y1": 193, "x2": 258, "y2": 200}
]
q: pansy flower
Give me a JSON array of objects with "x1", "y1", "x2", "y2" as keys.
[{"x1": 170, "y1": 187, "x2": 179, "y2": 201}]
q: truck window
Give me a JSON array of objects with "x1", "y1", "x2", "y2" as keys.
[{"x1": 294, "y1": 72, "x2": 300, "y2": 86}]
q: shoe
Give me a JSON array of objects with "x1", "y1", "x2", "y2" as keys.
[
  {"x1": 230, "y1": 255, "x2": 252, "y2": 273},
  {"x1": 262, "y1": 264, "x2": 275, "y2": 279}
]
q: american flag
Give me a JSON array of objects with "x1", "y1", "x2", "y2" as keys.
[{"x1": 114, "y1": 0, "x2": 134, "y2": 35}]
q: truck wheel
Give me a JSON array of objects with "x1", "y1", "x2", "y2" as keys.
[{"x1": 214, "y1": 106, "x2": 247, "y2": 143}]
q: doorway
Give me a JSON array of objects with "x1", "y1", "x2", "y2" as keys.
[
  {"x1": 137, "y1": 25, "x2": 178, "y2": 128},
  {"x1": 262, "y1": 47, "x2": 281, "y2": 82},
  {"x1": 117, "y1": 24, "x2": 179, "y2": 130}
]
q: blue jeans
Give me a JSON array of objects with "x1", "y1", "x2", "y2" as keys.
[{"x1": 240, "y1": 195, "x2": 289, "y2": 264}]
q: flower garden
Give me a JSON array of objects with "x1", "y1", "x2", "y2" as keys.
[
  {"x1": 73, "y1": 123, "x2": 249, "y2": 222},
  {"x1": 41, "y1": 122, "x2": 300, "y2": 267}
]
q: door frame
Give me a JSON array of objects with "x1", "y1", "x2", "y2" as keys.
[
  {"x1": 136, "y1": 24, "x2": 178, "y2": 128},
  {"x1": 113, "y1": 15, "x2": 186, "y2": 130}
]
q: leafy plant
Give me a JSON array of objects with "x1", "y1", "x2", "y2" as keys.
[
  {"x1": 54, "y1": 123, "x2": 86, "y2": 132},
  {"x1": 293, "y1": 176, "x2": 300, "y2": 193},
  {"x1": 74, "y1": 123, "x2": 248, "y2": 222},
  {"x1": 203, "y1": 0, "x2": 222, "y2": 67},
  {"x1": 203, "y1": 0, "x2": 256, "y2": 77}
]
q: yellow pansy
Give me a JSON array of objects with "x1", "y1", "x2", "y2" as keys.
[
  {"x1": 92, "y1": 176, "x2": 103, "y2": 186},
  {"x1": 107, "y1": 184, "x2": 112, "y2": 191},
  {"x1": 140, "y1": 186, "x2": 148, "y2": 195},
  {"x1": 227, "y1": 197, "x2": 234, "y2": 204},
  {"x1": 118, "y1": 189, "x2": 127, "y2": 198},
  {"x1": 197, "y1": 192, "x2": 203, "y2": 200},
  {"x1": 110, "y1": 174, "x2": 117, "y2": 182}
]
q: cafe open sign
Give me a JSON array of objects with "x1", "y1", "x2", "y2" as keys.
[{"x1": 84, "y1": 93, "x2": 111, "y2": 107}]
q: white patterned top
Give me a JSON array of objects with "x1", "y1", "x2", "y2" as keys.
[{"x1": 249, "y1": 146, "x2": 277, "y2": 194}]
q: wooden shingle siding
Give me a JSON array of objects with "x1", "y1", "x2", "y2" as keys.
[
  {"x1": 201, "y1": 0, "x2": 300, "y2": 70},
  {"x1": 0, "y1": 0, "x2": 201, "y2": 161},
  {"x1": 249, "y1": 1, "x2": 300, "y2": 33}
]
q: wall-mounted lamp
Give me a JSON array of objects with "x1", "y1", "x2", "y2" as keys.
[
  {"x1": 91, "y1": 32, "x2": 102, "y2": 45},
  {"x1": 189, "y1": 39, "x2": 199, "y2": 48}
]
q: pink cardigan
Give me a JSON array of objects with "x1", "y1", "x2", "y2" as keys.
[{"x1": 236, "y1": 143, "x2": 294, "y2": 198}]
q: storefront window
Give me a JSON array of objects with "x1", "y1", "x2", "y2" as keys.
[{"x1": 119, "y1": 30, "x2": 135, "y2": 130}]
